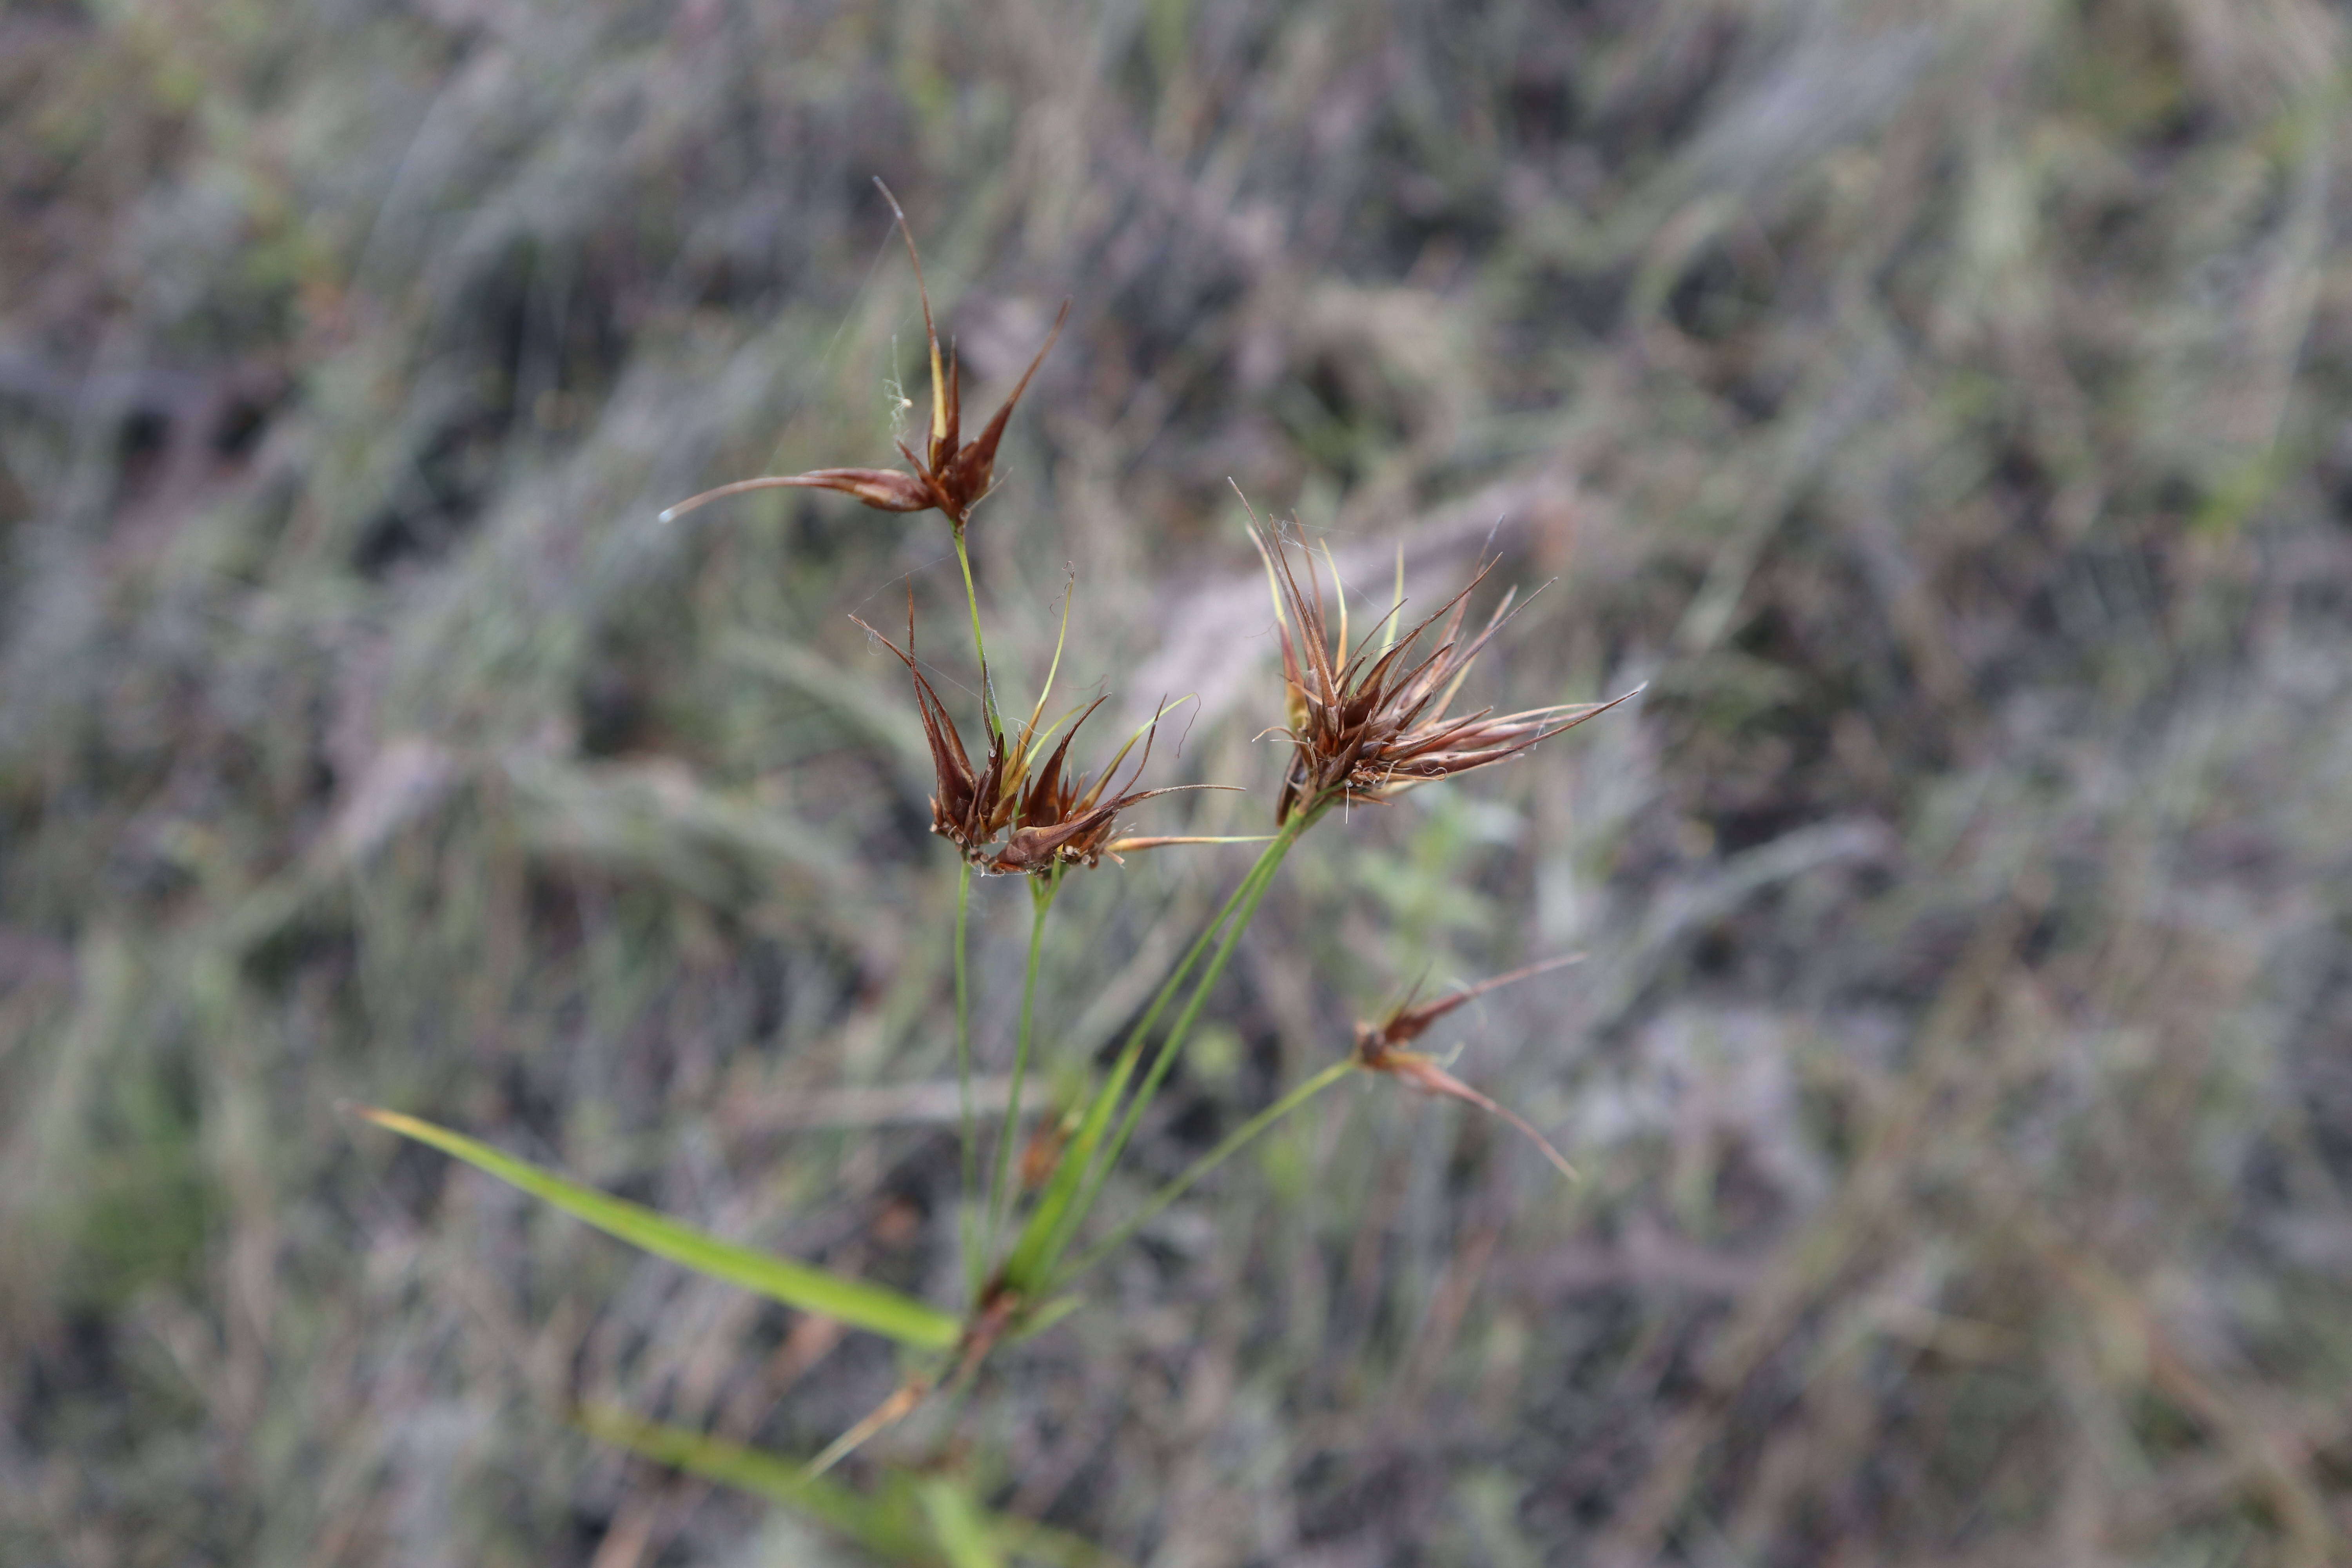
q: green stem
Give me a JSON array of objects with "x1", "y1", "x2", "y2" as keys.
[
  {"x1": 996, "y1": 838, "x2": 1286, "y2": 1292},
  {"x1": 1059, "y1": 1058, "x2": 1357, "y2": 1288},
  {"x1": 1021, "y1": 811, "x2": 1314, "y2": 1285},
  {"x1": 954, "y1": 860, "x2": 980, "y2": 1304},
  {"x1": 950, "y1": 524, "x2": 999, "y2": 739},
  {"x1": 985, "y1": 871, "x2": 1058, "y2": 1264},
  {"x1": 1092, "y1": 812, "x2": 1310, "y2": 1190}
]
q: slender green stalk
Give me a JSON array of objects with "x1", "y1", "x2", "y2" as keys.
[
  {"x1": 1087, "y1": 812, "x2": 1311, "y2": 1198},
  {"x1": 950, "y1": 524, "x2": 999, "y2": 738},
  {"x1": 985, "y1": 871, "x2": 1058, "y2": 1265},
  {"x1": 1058, "y1": 1058, "x2": 1357, "y2": 1289},
  {"x1": 1012, "y1": 811, "x2": 1315, "y2": 1288},
  {"x1": 998, "y1": 831, "x2": 1294, "y2": 1290},
  {"x1": 954, "y1": 860, "x2": 981, "y2": 1304}
]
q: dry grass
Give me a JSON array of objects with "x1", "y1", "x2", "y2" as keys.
[{"x1": 5, "y1": 0, "x2": 2352, "y2": 1563}]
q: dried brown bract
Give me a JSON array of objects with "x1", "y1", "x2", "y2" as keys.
[
  {"x1": 984, "y1": 695, "x2": 1210, "y2": 874},
  {"x1": 661, "y1": 181, "x2": 1066, "y2": 531},
  {"x1": 852, "y1": 608, "x2": 1020, "y2": 858},
  {"x1": 1354, "y1": 955, "x2": 1584, "y2": 1180},
  {"x1": 1245, "y1": 500, "x2": 1640, "y2": 825},
  {"x1": 852, "y1": 606, "x2": 1214, "y2": 874}
]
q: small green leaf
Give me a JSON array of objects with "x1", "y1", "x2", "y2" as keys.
[{"x1": 359, "y1": 1108, "x2": 960, "y2": 1350}]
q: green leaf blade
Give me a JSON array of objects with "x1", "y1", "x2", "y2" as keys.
[
  {"x1": 582, "y1": 1411, "x2": 1127, "y2": 1568},
  {"x1": 359, "y1": 1108, "x2": 960, "y2": 1350},
  {"x1": 580, "y1": 1408, "x2": 942, "y2": 1561},
  {"x1": 920, "y1": 1478, "x2": 1006, "y2": 1568}
]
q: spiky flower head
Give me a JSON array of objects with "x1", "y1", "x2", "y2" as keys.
[
  {"x1": 853, "y1": 609, "x2": 1018, "y2": 857},
  {"x1": 661, "y1": 181, "x2": 1065, "y2": 532},
  {"x1": 1246, "y1": 497, "x2": 1640, "y2": 825},
  {"x1": 983, "y1": 692, "x2": 1209, "y2": 874},
  {"x1": 1354, "y1": 955, "x2": 1585, "y2": 1180},
  {"x1": 851, "y1": 600, "x2": 1216, "y2": 875}
]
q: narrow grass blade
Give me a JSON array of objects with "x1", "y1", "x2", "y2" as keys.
[
  {"x1": 996, "y1": 850, "x2": 1272, "y2": 1293},
  {"x1": 1054, "y1": 813, "x2": 1311, "y2": 1266},
  {"x1": 920, "y1": 1479, "x2": 1006, "y2": 1568},
  {"x1": 998, "y1": 1037, "x2": 1139, "y2": 1293},
  {"x1": 358, "y1": 1108, "x2": 960, "y2": 1350},
  {"x1": 579, "y1": 1408, "x2": 936, "y2": 1559},
  {"x1": 583, "y1": 1411, "x2": 1127, "y2": 1568}
]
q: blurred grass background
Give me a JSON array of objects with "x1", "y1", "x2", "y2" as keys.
[{"x1": 5, "y1": 0, "x2": 2352, "y2": 1563}]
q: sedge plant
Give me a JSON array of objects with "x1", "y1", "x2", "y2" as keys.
[{"x1": 354, "y1": 187, "x2": 1639, "y2": 1561}]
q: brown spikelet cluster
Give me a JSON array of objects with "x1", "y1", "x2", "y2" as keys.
[
  {"x1": 1249, "y1": 508, "x2": 1640, "y2": 825},
  {"x1": 660, "y1": 185, "x2": 1216, "y2": 878},
  {"x1": 987, "y1": 695, "x2": 1185, "y2": 873},
  {"x1": 1354, "y1": 955, "x2": 1584, "y2": 1180},
  {"x1": 851, "y1": 606, "x2": 1209, "y2": 875},
  {"x1": 661, "y1": 180, "x2": 1066, "y2": 532}
]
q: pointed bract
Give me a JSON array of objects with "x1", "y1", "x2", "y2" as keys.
[
  {"x1": 984, "y1": 696, "x2": 1227, "y2": 874},
  {"x1": 657, "y1": 468, "x2": 935, "y2": 525},
  {"x1": 850, "y1": 608, "x2": 1020, "y2": 858},
  {"x1": 664, "y1": 185, "x2": 1068, "y2": 532},
  {"x1": 1241, "y1": 491, "x2": 1641, "y2": 824},
  {"x1": 853, "y1": 613, "x2": 1223, "y2": 873},
  {"x1": 1352, "y1": 955, "x2": 1586, "y2": 1181}
]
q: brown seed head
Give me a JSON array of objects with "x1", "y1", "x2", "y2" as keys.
[
  {"x1": 1353, "y1": 954, "x2": 1585, "y2": 1181},
  {"x1": 852, "y1": 601, "x2": 1223, "y2": 874},
  {"x1": 984, "y1": 694, "x2": 1225, "y2": 874},
  {"x1": 1243, "y1": 496, "x2": 1641, "y2": 825},
  {"x1": 851, "y1": 606, "x2": 1020, "y2": 858},
  {"x1": 660, "y1": 181, "x2": 1066, "y2": 531}
]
